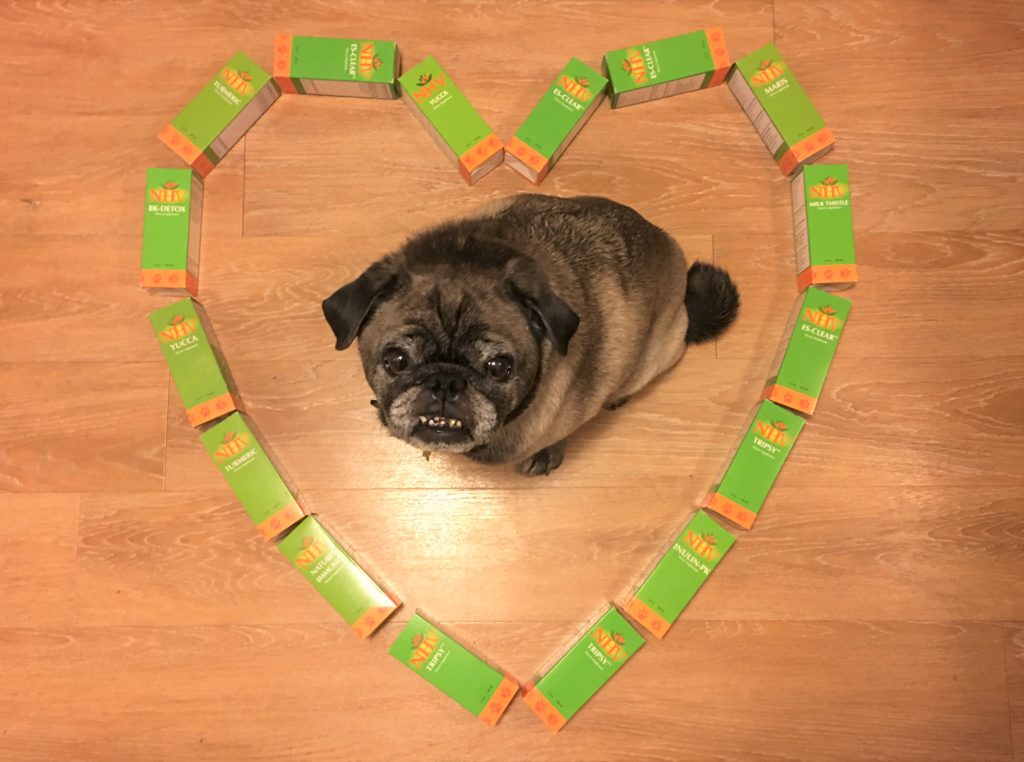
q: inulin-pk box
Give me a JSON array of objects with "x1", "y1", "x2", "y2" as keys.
[
  {"x1": 140, "y1": 168, "x2": 203, "y2": 295},
  {"x1": 792, "y1": 163, "x2": 858, "y2": 290},
  {"x1": 273, "y1": 35, "x2": 399, "y2": 99}
]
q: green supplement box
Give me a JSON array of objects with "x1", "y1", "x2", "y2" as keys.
[
  {"x1": 278, "y1": 516, "x2": 400, "y2": 638},
  {"x1": 505, "y1": 58, "x2": 607, "y2": 184},
  {"x1": 701, "y1": 400, "x2": 805, "y2": 529},
  {"x1": 764, "y1": 287, "x2": 851, "y2": 415},
  {"x1": 792, "y1": 163, "x2": 858, "y2": 290},
  {"x1": 140, "y1": 168, "x2": 203, "y2": 295},
  {"x1": 624, "y1": 511, "x2": 735, "y2": 639},
  {"x1": 603, "y1": 27, "x2": 731, "y2": 108},
  {"x1": 389, "y1": 612, "x2": 519, "y2": 726},
  {"x1": 148, "y1": 297, "x2": 239, "y2": 427},
  {"x1": 273, "y1": 35, "x2": 399, "y2": 99},
  {"x1": 398, "y1": 56, "x2": 504, "y2": 185},
  {"x1": 726, "y1": 43, "x2": 834, "y2": 175},
  {"x1": 200, "y1": 412, "x2": 305, "y2": 542},
  {"x1": 522, "y1": 606, "x2": 644, "y2": 732},
  {"x1": 159, "y1": 52, "x2": 280, "y2": 177}
]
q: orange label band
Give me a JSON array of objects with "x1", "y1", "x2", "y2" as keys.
[
  {"x1": 459, "y1": 134, "x2": 503, "y2": 174},
  {"x1": 140, "y1": 269, "x2": 191, "y2": 291},
  {"x1": 185, "y1": 391, "x2": 238, "y2": 427},
  {"x1": 505, "y1": 136, "x2": 550, "y2": 181},
  {"x1": 778, "y1": 127, "x2": 835, "y2": 175},
  {"x1": 478, "y1": 675, "x2": 519, "y2": 726},
  {"x1": 158, "y1": 124, "x2": 201, "y2": 164},
  {"x1": 351, "y1": 604, "x2": 399, "y2": 640},
  {"x1": 797, "y1": 263, "x2": 859, "y2": 290},
  {"x1": 273, "y1": 34, "x2": 293, "y2": 79},
  {"x1": 764, "y1": 383, "x2": 818, "y2": 414},
  {"x1": 704, "y1": 492, "x2": 758, "y2": 530},
  {"x1": 706, "y1": 27, "x2": 731, "y2": 87},
  {"x1": 624, "y1": 596, "x2": 672, "y2": 639},
  {"x1": 523, "y1": 688, "x2": 568, "y2": 732},
  {"x1": 254, "y1": 500, "x2": 305, "y2": 542}
]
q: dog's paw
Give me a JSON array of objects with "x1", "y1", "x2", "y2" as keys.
[
  {"x1": 518, "y1": 441, "x2": 566, "y2": 476},
  {"x1": 604, "y1": 395, "x2": 632, "y2": 411}
]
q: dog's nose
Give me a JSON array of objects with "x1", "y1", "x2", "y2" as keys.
[{"x1": 429, "y1": 374, "x2": 467, "y2": 402}]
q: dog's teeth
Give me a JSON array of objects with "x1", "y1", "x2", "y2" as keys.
[{"x1": 419, "y1": 416, "x2": 427, "y2": 424}]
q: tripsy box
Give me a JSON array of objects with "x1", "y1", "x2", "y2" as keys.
[
  {"x1": 273, "y1": 35, "x2": 399, "y2": 99},
  {"x1": 278, "y1": 516, "x2": 400, "y2": 638},
  {"x1": 200, "y1": 413, "x2": 305, "y2": 542},
  {"x1": 623, "y1": 511, "x2": 735, "y2": 639},
  {"x1": 727, "y1": 43, "x2": 834, "y2": 175},
  {"x1": 701, "y1": 401, "x2": 805, "y2": 529},
  {"x1": 505, "y1": 58, "x2": 607, "y2": 184},
  {"x1": 140, "y1": 168, "x2": 203, "y2": 295},
  {"x1": 398, "y1": 56, "x2": 504, "y2": 185},
  {"x1": 603, "y1": 28, "x2": 731, "y2": 108},
  {"x1": 159, "y1": 52, "x2": 279, "y2": 177},
  {"x1": 522, "y1": 606, "x2": 644, "y2": 732},
  {"x1": 389, "y1": 612, "x2": 518, "y2": 726},
  {"x1": 792, "y1": 163, "x2": 858, "y2": 290},
  {"x1": 148, "y1": 298, "x2": 239, "y2": 427}
]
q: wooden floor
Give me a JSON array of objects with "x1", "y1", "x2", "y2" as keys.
[{"x1": 2, "y1": 1, "x2": 1023, "y2": 759}]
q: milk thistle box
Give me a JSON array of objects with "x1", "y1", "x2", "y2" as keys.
[
  {"x1": 505, "y1": 58, "x2": 607, "y2": 184},
  {"x1": 727, "y1": 43, "x2": 834, "y2": 175},
  {"x1": 522, "y1": 606, "x2": 644, "y2": 732},
  {"x1": 701, "y1": 401, "x2": 805, "y2": 529},
  {"x1": 159, "y1": 52, "x2": 279, "y2": 177},
  {"x1": 140, "y1": 168, "x2": 203, "y2": 295},
  {"x1": 398, "y1": 56, "x2": 504, "y2": 185},
  {"x1": 389, "y1": 612, "x2": 519, "y2": 726},
  {"x1": 792, "y1": 163, "x2": 858, "y2": 290},
  {"x1": 603, "y1": 27, "x2": 731, "y2": 108},
  {"x1": 764, "y1": 288, "x2": 851, "y2": 415},
  {"x1": 273, "y1": 35, "x2": 399, "y2": 99},
  {"x1": 623, "y1": 511, "x2": 735, "y2": 639}
]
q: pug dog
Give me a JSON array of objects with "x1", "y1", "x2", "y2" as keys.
[{"x1": 322, "y1": 194, "x2": 739, "y2": 475}]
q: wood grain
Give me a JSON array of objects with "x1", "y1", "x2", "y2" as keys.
[{"x1": 1008, "y1": 625, "x2": 1024, "y2": 762}]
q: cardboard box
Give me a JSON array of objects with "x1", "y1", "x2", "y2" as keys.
[
  {"x1": 159, "y1": 52, "x2": 279, "y2": 177},
  {"x1": 522, "y1": 606, "x2": 644, "y2": 732},
  {"x1": 701, "y1": 401, "x2": 805, "y2": 529},
  {"x1": 727, "y1": 43, "x2": 834, "y2": 175},
  {"x1": 140, "y1": 168, "x2": 203, "y2": 295},
  {"x1": 505, "y1": 58, "x2": 607, "y2": 184},
  {"x1": 792, "y1": 163, "x2": 858, "y2": 290},
  {"x1": 389, "y1": 612, "x2": 518, "y2": 726},
  {"x1": 764, "y1": 287, "x2": 851, "y2": 415},
  {"x1": 277, "y1": 516, "x2": 400, "y2": 638},
  {"x1": 398, "y1": 56, "x2": 504, "y2": 185},
  {"x1": 623, "y1": 511, "x2": 735, "y2": 639},
  {"x1": 603, "y1": 28, "x2": 731, "y2": 108},
  {"x1": 148, "y1": 297, "x2": 239, "y2": 426},
  {"x1": 273, "y1": 35, "x2": 399, "y2": 99},
  {"x1": 200, "y1": 413, "x2": 305, "y2": 541}
]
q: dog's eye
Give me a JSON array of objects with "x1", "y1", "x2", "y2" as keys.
[
  {"x1": 485, "y1": 356, "x2": 513, "y2": 381},
  {"x1": 382, "y1": 348, "x2": 409, "y2": 376}
]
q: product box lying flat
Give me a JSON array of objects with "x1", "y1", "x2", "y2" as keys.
[
  {"x1": 140, "y1": 168, "x2": 203, "y2": 295},
  {"x1": 273, "y1": 35, "x2": 399, "y2": 98},
  {"x1": 792, "y1": 163, "x2": 858, "y2": 290}
]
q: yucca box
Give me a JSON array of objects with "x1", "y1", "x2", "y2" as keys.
[
  {"x1": 522, "y1": 606, "x2": 644, "y2": 733},
  {"x1": 701, "y1": 401, "x2": 805, "y2": 530},
  {"x1": 273, "y1": 35, "x2": 399, "y2": 99},
  {"x1": 277, "y1": 516, "x2": 400, "y2": 638},
  {"x1": 159, "y1": 52, "x2": 279, "y2": 177},
  {"x1": 148, "y1": 298, "x2": 239, "y2": 427},
  {"x1": 140, "y1": 168, "x2": 203, "y2": 295},
  {"x1": 389, "y1": 612, "x2": 519, "y2": 726},
  {"x1": 727, "y1": 43, "x2": 834, "y2": 175},
  {"x1": 764, "y1": 287, "x2": 851, "y2": 415},
  {"x1": 792, "y1": 164, "x2": 858, "y2": 290},
  {"x1": 623, "y1": 511, "x2": 735, "y2": 639},
  {"x1": 398, "y1": 56, "x2": 504, "y2": 185},
  {"x1": 505, "y1": 58, "x2": 607, "y2": 184},
  {"x1": 603, "y1": 27, "x2": 731, "y2": 108}
]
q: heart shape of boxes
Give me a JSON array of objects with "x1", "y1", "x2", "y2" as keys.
[{"x1": 142, "y1": 29, "x2": 857, "y2": 732}]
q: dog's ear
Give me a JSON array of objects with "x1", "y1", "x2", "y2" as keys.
[
  {"x1": 322, "y1": 258, "x2": 400, "y2": 350},
  {"x1": 505, "y1": 257, "x2": 580, "y2": 356}
]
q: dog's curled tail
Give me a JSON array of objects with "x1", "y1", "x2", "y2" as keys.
[{"x1": 684, "y1": 261, "x2": 740, "y2": 345}]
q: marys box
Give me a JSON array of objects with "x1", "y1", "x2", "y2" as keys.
[
  {"x1": 278, "y1": 516, "x2": 399, "y2": 638},
  {"x1": 701, "y1": 401, "x2": 805, "y2": 529},
  {"x1": 148, "y1": 298, "x2": 239, "y2": 426},
  {"x1": 727, "y1": 43, "x2": 834, "y2": 175},
  {"x1": 505, "y1": 58, "x2": 607, "y2": 184},
  {"x1": 159, "y1": 52, "x2": 279, "y2": 177},
  {"x1": 398, "y1": 56, "x2": 503, "y2": 185},
  {"x1": 603, "y1": 28, "x2": 731, "y2": 108},
  {"x1": 140, "y1": 168, "x2": 203, "y2": 295},
  {"x1": 273, "y1": 35, "x2": 399, "y2": 99},
  {"x1": 389, "y1": 612, "x2": 518, "y2": 726},
  {"x1": 523, "y1": 606, "x2": 644, "y2": 732},
  {"x1": 792, "y1": 163, "x2": 858, "y2": 290},
  {"x1": 624, "y1": 511, "x2": 735, "y2": 639}
]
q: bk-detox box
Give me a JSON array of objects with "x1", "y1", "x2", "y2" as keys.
[
  {"x1": 273, "y1": 35, "x2": 399, "y2": 98},
  {"x1": 140, "y1": 168, "x2": 203, "y2": 295},
  {"x1": 792, "y1": 163, "x2": 858, "y2": 290}
]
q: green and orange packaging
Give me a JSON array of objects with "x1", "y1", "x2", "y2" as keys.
[
  {"x1": 140, "y1": 168, "x2": 203, "y2": 295},
  {"x1": 273, "y1": 35, "x2": 399, "y2": 99},
  {"x1": 727, "y1": 43, "x2": 834, "y2": 175},
  {"x1": 764, "y1": 287, "x2": 851, "y2": 415},
  {"x1": 522, "y1": 606, "x2": 644, "y2": 732},
  {"x1": 148, "y1": 297, "x2": 239, "y2": 427},
  {"x1": 277, "y1": 516, "x2": 400, "y2": 638},
  {"x1": 603, "y1": 28, "x2": 731, "y2": 108},
  {"x1": 389, "y1": 612, "x2": 518, "y2": 726},
  {"x1": 505, "y1": 58, "x2": 607, "y2": 184},
  {"x1": 159, "y1": 52, "x2": 279, "y2": 177},
  {"x1": 398, "y1": 56, "x2": 504, "y2": 185},
  {"x1": 623, "y1": 511, "x2": 735, "y2": 639},
  {"x1": 701, "y1": 401, "x2": 805, "y2": 529},
  {"x1": 792, "y1": 163, "x2": 858, "y2": 289}
]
